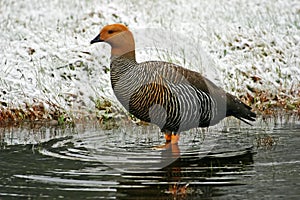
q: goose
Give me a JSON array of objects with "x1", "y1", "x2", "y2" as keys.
[{"x1": 90, "y1": 24, "x2": 256, "y2": 144}]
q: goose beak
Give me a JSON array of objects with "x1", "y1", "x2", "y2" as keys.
[{"x1": 90, "y1": 34, "x2": 103, "y2": 44}]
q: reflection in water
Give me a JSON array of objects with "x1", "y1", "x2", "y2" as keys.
[
  {"x1": 119, "y1": 147, "x2": 254, "y2": 199},
  {"x1": 0, "y1": 117, "x2": 299, "y2": 199}
]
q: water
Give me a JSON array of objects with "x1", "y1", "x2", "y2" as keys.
[{"x1": 0, "y1": 117, "x2": 299, "y2": 199}]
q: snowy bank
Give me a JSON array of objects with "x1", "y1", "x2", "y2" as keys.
[{"x1": 0, "y1": 0, "x2": 299, "y2": 124}]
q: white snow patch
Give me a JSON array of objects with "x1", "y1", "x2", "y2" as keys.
[{"x1": 0, "y1": 0, "x2": 299, "y2": 114}]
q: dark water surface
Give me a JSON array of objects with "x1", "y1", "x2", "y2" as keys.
[{"x1": 0, "y1": 117, "x2": 299, "y2": 199}]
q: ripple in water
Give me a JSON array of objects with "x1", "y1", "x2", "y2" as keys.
[{"x1": 38, "y1": 124, "x2": 251, "y2": 173}]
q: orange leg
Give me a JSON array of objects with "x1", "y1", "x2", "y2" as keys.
[
  {"x1": 153, "y1": 133, "x2": 180, "y2": 150},
  {"x1": 171, "y1": 134, "x2": 180, "y2": 144},
  {"x1": 164, "y1": 133, "x2": 180, "y2": 144},
  {"x1": 165, "y1": 133, "x2": 172, "y2": 143}
]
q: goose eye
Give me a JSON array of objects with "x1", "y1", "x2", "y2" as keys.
[{"x1": 108, "y1": 30, "x2": 114, "y2": 34}]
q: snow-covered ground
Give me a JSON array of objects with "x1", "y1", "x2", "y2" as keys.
[{"x1": 0, "y1": 0, "x2": 299, "y2": 120}]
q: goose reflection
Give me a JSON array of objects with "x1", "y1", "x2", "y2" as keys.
[{"x1": 119, "y1": 143, "x2": 254, "y2": 199}]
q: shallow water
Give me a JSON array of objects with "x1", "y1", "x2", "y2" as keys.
[{"x1": 0, "y1": 117, "x2": 299, "y2": 199}]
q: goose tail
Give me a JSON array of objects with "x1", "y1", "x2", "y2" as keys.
[{"x1": 226, "y1": 93, "x2": 256, "y2": 125}]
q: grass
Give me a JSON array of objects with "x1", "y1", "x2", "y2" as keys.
[
  {"x1": 0, "y1": 0, "x2": 299, "y2": 128},
  {"x1": 0, "y1": 85, "x2": 298, "y2": 129},
  {"x1": 0, "y1": 100, "x2": 71, "y2": 127}
]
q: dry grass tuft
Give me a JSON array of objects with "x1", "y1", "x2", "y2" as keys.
[
  {"x1": 0, "y1": 100, "x2": 70, "y2": 127},
  {"x1": 240, "y1": 85, "x2": 300, "y2": 117}
]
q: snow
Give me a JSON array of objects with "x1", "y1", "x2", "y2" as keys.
[{"x1": 0, "y1": 0, "x2": 299, "y2": 117}]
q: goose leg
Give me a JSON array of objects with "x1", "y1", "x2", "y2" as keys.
[
  {"x1": 162, "y1": 132, "x2": 181, "y2": 158},
  {"x1": 165, "y1": 133, "x2": 179, "y2": 144},
  {"x1": 154, "y1": 133, "x2": 180, "y2": 150},
  {"x1": 165, "y1": 133, "x2": 172, "y2": 143},
  {"x1": 170, "y1": 133, "x2": 180, "y2": 144},
  {"x1": 165, "y1": 132, "x2": 180, "y2": 144}
]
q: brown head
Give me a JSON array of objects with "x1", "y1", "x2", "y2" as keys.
[{"x1": 90, "y1": 24, "x2": 135, "y2": 58}]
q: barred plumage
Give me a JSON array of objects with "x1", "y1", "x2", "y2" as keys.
[
  {"x1": 111, "y1": 55, "x2": 222, "y2": 132},
  {"x1": 91, "y1": 24, "x2": 256, "y2": 144}
]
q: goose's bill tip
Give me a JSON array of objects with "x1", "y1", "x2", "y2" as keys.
[{"x1": 90, "y1": 34, "x2": 103, "y2": 44}]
